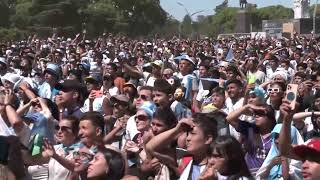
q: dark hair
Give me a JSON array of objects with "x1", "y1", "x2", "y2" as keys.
[
  {"x1": 63, "y1": 116, "x2": 79, "y2": 135},
  {"x1": 139, "y1": 86, "x2": 153, "y2": 93},
  {"x1": 211, "y1": 87, "x2": 225, "y2": 96},
  {"x1": 153, "y1": 107, "x2": 177, "y2": 129},
  {"x1": 297, "y1": 62, "x2": 307, "y2": 69},
  {"x1": 226, "y1": 79, "x2": 243, "y2": 88},
  {"x1": 192, "y1": 113, "x2": 218, "y2": 140},
  {"x1": 102, "y1": 149, "x2": 125, "y2": 180},
  {"x1": 80, "y1": 111, "x2": 105, "y2": 135},
  {"x1": 270, "y1": 81, "x2": 286, "y2": 92},
  {"x1": 106, "y1": 63, "x2": 117, "y2": 72},
  {"x1": 95, "y1": 52, "x2": 103, "y2": 60},
  {"x1": 211, "y1": 136, "x2": 253, "y2": 180},
  {"x1": 153, "y1": 79, "x2": 173, "y2": 95},
  {"x1": 199, "y1": 62, "x2": 210, "y2": 70},
  {"x1": 294, "y1": 72, "x2": 306, "y2": 79}
]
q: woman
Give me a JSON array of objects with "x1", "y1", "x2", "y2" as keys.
[
  {"x1": 226, "y1": 104, "x2": 277, "y2": 175},
  {"x1": 146, "y1": 113, "x2": 218, "y2": 180},
  {"x1": 267, "y1": 82, "x2": 286, "y2": 122},
  {"x1": 256, "y1": 124, "x2": 303, "y2": 180},
  {"x1": 199, "y1": 136, "x2": 253, "y2": 180},
  {"x1": 86, "y1": 148, "x2": 125, "y2": 180}
]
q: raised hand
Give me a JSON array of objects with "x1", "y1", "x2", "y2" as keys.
[{"x1": 42, "y1": 138, "x2": 56, "y2": 158}]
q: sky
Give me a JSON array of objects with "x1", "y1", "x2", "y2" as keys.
[{"x1": 160, "y1": 0, "x2": 317, "y2": 21}]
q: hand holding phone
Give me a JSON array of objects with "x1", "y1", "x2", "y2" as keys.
[{"x1": 285, "y1": 84, "x2": 298, "y2": 110}]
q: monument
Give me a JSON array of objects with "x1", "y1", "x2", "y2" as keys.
[
  {"x1": 293, "y1": 0, "x2": 310, "y2": 19},
  {"x1": 235, "y1": 0, "x2": 251, "y2": 33}
]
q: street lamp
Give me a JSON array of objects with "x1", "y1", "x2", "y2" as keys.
[
  {"x1": 177, "y1": 1, "x2": 205, "y2": 38},
  {"x1": 313, "y1": 0, "x2": 318, "y2": 34}
]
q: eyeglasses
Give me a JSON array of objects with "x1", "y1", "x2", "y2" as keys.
[
  {"x1": 135, "y1": 115, "x2": 149, "y2": 121},
  {"x1": 267, "y1": 88, "x2": 280, "y2": 93},
  {"x1": 73, "y1": 151, "x2": 94, "y2": 162},
  {"x1": 55, "y1": 125, "x2": 72, "y2": 133},
  {"x1": 162, "y1": 74, "x2": 171, "y2": 78}
]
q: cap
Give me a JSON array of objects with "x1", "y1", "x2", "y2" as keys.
[
  {"x1": 55, "y1": 79, "x2": 83, "y2": 92},
  {"x1": 0, "y1": 57, "x2": 7, "y2": 66},
  {"x1": 44, "y1": 63, "x2": 61, "y2": 78},
  {"x1": 1, "y1": 73, "x2": 21, "y2": 85},
  {"x1": 293, "y1": 139, "x2": 320, "y2": 161},
  {"x1": 139, "y1": 101, "x2": 156, "y2": 118},
  {"x1": 180, "y1": 54, "x2": 196, "y2": 66},
  {"x1": 151, "y1": 60, "x2": 163, "y2": 68},
  {"x1": 110, "y1": 94, "x2": 129, "y2": 105},
  {"x1": 123, "y1": 82, "x2": 137, "y2": 90},
  {"x1": 85, "y1": 74, "x2": 102, "y2": 84}
]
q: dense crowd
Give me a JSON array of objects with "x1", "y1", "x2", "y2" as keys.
[{"x1": 1, "y1": 32, "x2": 320, "y2": 180}]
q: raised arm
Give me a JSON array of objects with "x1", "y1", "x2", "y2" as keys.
[
  {"x1": 278, "y1": 100, "x2": 301, "y2": 160},
  {"x1": 145, "y1": 118, "x2": 192, "y2": 155}
]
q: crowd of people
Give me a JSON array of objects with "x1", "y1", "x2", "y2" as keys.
[{"x1": 1, "y1": 32, "x2": 320, "y2": 180}]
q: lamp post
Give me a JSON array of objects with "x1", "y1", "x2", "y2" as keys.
[
  {"x1": 313, "y1": 0, "x2": 319, "y2": 34},
  {"x1": 177, "y1": 2, "x2": 205, "y2": 38}
]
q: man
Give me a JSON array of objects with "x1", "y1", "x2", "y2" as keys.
[
  {"x1": 41, "y1": 63, "x2": 61, "y2": 101},
  {"x1": 55, "y1": 79, "x2": 84, "y2": 119},
  {"x1": 279, "y1": 100, "x2": 320, "y2": 180},
  {"x1": 246, "y1": 57, "x2": 265, "y2": 84},
  {"x1": 225, "y1": 79, "x2": 244, "y2": 140},
  {"x1": 81, "y1": 74, "x2": 105, "y2": 114}
]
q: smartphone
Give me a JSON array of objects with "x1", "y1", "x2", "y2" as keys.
[
  {"x1": 286, "y1": 84, "x2": 298, "y2": 110},
  {"x1": 0, "y1": 136, "x2": 9, "y2": 165}
]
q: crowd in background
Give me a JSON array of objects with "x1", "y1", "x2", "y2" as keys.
[{"x1": 1, "y1": 32, "x2": 320, "y2": 180}]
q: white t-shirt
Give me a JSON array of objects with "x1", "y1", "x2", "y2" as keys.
[
  {"x1": 125, "y1": 115, "x2": 139, "y2": 141},
  {"x1": 81, "y1": 96, "x2": 105, "y2": 114},
  {"x1": 225, "y1": 97, "x2": 244, "y2": 140},
  {"x1": 48, "y1": 144, "x2": 75, "y2": 180}
]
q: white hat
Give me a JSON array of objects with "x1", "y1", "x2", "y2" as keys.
[
  {"x1": 1, "y1": 73, "x2": 21, "y2": 86},
  {"x1": 271, "y1": 68, "x2": 288, "y2": 81},
  {"x1": 0, "y1": 57, "x2": 7, "y2": 66}
]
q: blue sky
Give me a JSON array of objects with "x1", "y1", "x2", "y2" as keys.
[{"x1": 160, "y1": 0, "x2": 317, "y2": 21}]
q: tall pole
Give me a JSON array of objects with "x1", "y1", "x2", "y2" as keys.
[{"x1": 314, "y1": 0, "x2": 318, "y2": 33}]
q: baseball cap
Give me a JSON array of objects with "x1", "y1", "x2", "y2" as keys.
[
  {"x1": 151, "y1": 60, "x2": 163, "y2": 68},
  {"x1": 44, "y1": 63, "x2": 61, "y2": 78},
  {"x1": 55, "y1": 79, "x2": 83, "y2": 92},
  {"x1": 110, "y1": 95, "x2": 129, "y2": 105},
  {"x1": 85, "y1": 74, "x2": 102, "y2": 84},
  {"x1": 293, "y1": 139, "x2": 320, "y2": 162}
]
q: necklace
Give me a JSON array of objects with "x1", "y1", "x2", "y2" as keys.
[{"x1": 257, "y1": 134, "x2": 271, "y2": 159}]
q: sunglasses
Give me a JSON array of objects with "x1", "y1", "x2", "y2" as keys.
[
  {"x1": 267, "y1": 88, "x2": 280, "y2": 93},
  {"x1": 253, "y1": 110, "x2": 267, "y2": 117},
  {"x1": 55, "y1": 125, "x2": 72, "y2": 133},
  {"x1": 135, "y1": 115, "x2": 149, "y2": 121},
  {"x1": 73, "y1": 151, "x2": 94, "y2": 162},
  {"x1": 138, "y1": 94, "x2": 148, "y2": 101}
]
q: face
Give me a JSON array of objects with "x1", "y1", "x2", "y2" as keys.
[
  {"x1": 268, "y1": 84, "x2": 284, "y2": 102},
  {"x1": 135, "y1": 110, "x2": 150, "y2": 132},
  {"x1": 78, "y1": 120, "x2": 100, "y2": 146},
  {"x1": 186, "y1": 124, "x2": 210, "y2": 155},
  {"x1": 226, "y1": 71, "x2": 235, "y2": 80},
  {"x1": 73, "y1": 147, "x2": 94, "y2": 172},
  {"x1": 211, "y1": 92, "x2": 225, "y2": 109},
  {"x1": 135, "y1": 89, "x2": 152, "y2": 108},
  {"x1": 247, "y1": 93, "x2": 262, "y2": 105},
  {"x1": 112, "y1": 102, "x2": 126, "y2": 118},
  {"x1": 3, "y1": 80, "x2": 14, "y2": 90},
  {"x1": 302, "y1": 159, "x2": 320, "y2": 180},
  {"x1": 209, "y1": 149, "x2": 227, "y2": 174},
  {"x1": 151, "y1": 118, "x2": 168, "y2": 136},
  {"x1": 227, "y1": 83, "x2": 241, "y2": 99},
  {"x1": 153, "y1": 91, "x2": 170, "y2": 107},
  {"x1": 179, "y1": 60, "x2": 191, "y2": 75},
  {"x1": 315, "y1": 98, "x2": 320, "y2": 111},
  {"x1": 199, "y1": 66, "x2": 208, "y2": 78},
  {"x1": 44, "y1": 72, "x2": 56, "y2": 83},
  {"x1": 298, "y1": 66, "x2": 306, "y2": 73},
  {"x1": 294, "y1": 76, "x2": 304, "y2": 84},
  {"x1": 87, "y1": 152, "x2": 108, "y2": 178},
  {"x1": 55, "y1": 120, "x2": 76, "y2": 145},
  {"x1": 86, "y1": 82, "x2": 96, "y2": 92},
  {"x1": 58, "y1": 90, "x2": 75, "y2": 104},
  {"x1": 254, "y1": 112, "x2": 269, "y2": 128}
]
